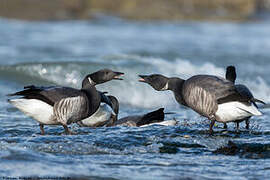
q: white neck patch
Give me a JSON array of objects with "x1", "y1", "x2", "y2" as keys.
[
  {"x1": 161, "y1": 82, "x2": 169, "y2": 91},
  {"x1": 88, "y1": 77, "x2": 94, "y2": 85}
]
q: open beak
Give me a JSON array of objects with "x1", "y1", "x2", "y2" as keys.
[
  {"x1": 113, "y1": 72, "x2": 125, "y2": 80},
  {"x1": 138, "y1": 75, "x2": 147, "y2": 82}
]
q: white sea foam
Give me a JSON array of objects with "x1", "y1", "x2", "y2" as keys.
[{"x1": 2, "y1": 56, "x2": 270, "y2": 109}]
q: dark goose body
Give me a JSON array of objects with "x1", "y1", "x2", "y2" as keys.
[
  {"x1": 8, "y1": 69, "x2": 124, "y2": 134},
  {"x1": 8, "y1": 85, "x2": 99, "y2": 134},
  {"x1": 77, "y1": 92, "x2": 116, "y2": 127},
  {"x1": 182, "y1": 75, "x2": 261, "y2": 121},
  {"x1": 139, "y1": 73, "x2": 263, "y2": 134},
  {"x1": 82, "y1": 94, "x2": 177, "y2": 127},
  {"x1": 114, "y1": 108, "x2": 165, "y2": 127},
  {"x1": 106, "y1": 94, "x2": 177, "y2": 127}
]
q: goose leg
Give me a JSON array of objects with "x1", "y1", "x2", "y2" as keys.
[
  {"x1": 245, "y1": 117, "x2": 250, "y2": 130},
  {"x1": 39, "y1": 124, "x2": 45, "y2": 135},
  {"x1": 236, "y1": 122, "x2": 240, "y2": 130},
  {"x1": 62, "y1": 125, "x2": 74, "y2": 135},
  {"x1": 209, "y1": 116, "x2": 216, "y2": 135},
  {"x1": 223, "y1": 123, "x2": 227, "y2": 129}
]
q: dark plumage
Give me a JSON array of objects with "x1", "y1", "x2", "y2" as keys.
[
  {"x1": 225, "y1": 66, "x2": 236, "y2": 84},
  {"x1": 76, "y1": 93, "x2": 119, "y2": 128},
  {"x1": 139, "y1": 72, "x2": 263, "y2": 134},
  {"x1": 224, "y1": 65, "x2": 265, "y2": 130},
  {"x1": 100, "y1": 94, "x2": 166, "y2": 127},
  {"x1": 112, "y1": 108, "x2": 165, "y2": 127},
  {"x1": 8, "y1": 69, "x2": 124, "y2": 135}
]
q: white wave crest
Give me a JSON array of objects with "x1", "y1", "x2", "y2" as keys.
[{"x1": 3, "y1": 57, "x2": 270, "y2": 109}]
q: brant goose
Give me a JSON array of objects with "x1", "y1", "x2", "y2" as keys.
[
  {"x1": 112, "y1": 108, "x2": 165, "y2": 127},
  {"x1": 224, "y1": 66, "x2": 265, "y2": 129},
  {"x1": 103, "y1": 94, "x2": 177, "y2": 127},
  {"x1": 138, "y1": 72, "x2": 263, "y2": 134},
  {"x1": 8, "y1": 69, "x2": 124, "y2": 135},
  {"x1": 77, "y1": 93, "x2": 118, "y2": 127},
  {"x1": 86, "y1": 93, "x2": 176, "y2": 127}
]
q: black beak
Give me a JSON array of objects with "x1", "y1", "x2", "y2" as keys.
[
  {"x1": 138, "y1": 75, "x2": 148, "y2": 82},
  {"x1": 113, "y1": 72, "x2": 124, "y2": 80}
]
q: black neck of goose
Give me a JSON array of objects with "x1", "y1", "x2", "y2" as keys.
[
  {"x1": 226, "y1": 72, "x2": 236, "y2": 84},
  {"x1": 82, "y1": 76, "x2": 96, "y2": 88},
  {"x1": 168, "y1": 77, "x2": 185, "y2": 92},
  {"x1": 168, "y1": 77, "x2": 187, "y2": 106},
  {"x1": 81, "y1": 83, "x2": 101, "y2": 117}
]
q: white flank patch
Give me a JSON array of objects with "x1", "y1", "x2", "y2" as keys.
[
  {"x1": 88, "y1": 77, "x2": 94, "y2": 85},
  {"x1": 161, "y1": 82, "x2": 169, "y2": 91},
  {"x1": 79, "y1": 103, "x2": 114, "y2": 127},
  {"x1": 8, "y1": 98, "x2": 57, "y2": 125},
  {"x1": 215, "y1": 101, "x2": 262, "y2": 123},
  {"x1": 140, "y1": 119, "x2": 178, "y2": 127}
]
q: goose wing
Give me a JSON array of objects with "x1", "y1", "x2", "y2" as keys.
[
  {"x1": 182, "y1": 75, "x2": 242, "y2": 117},
  {"x1": 8, "y1": 85, "x2": 82, "y2": 106},
  {"x1": 53, "y1": 95, "x2": 89, "y2": 125},
  {"x1": 99, "y1": 91, "x2": 113, "y2": 109}
]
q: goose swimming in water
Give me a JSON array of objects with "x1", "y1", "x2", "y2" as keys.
[
  {"x1": 223, "y1": 65, "x2": 265, "y2": 130},
  {"x1": 78, "y1": 93, "x2": 177, "y2": 127},
  {"x1": 103, "y1": 95, "x2": 166, "y2": 127},
  {"x1": 8, "y1": 69, "x2": 124, "y2": 135},
  {"x1": 114, "y1": 108, "x2": 177, "y2": 127},
  {"x1": 138, "y1": 72, "x2": 263, "y2": 134}
]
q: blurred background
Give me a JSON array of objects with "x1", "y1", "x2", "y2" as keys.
[
  {"x1": 1, "y1": 1, "x2": 270, "y2": 179},
  {"x1": 0, "y1": 0, "x2": 270, "y2": 108},
  {"x1": 1, "y1": 0, "x2": 270, "y2": 21}
]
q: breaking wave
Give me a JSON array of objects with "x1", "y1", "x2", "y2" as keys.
[{"x1": 1, "y1": 55, "x2": 270, "y2": 109}]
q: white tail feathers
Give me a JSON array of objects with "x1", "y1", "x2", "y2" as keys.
[
  {"x1": 8, "y1": 98, "x2": 57, "y2": 125},
  {"x1": 216, "y1": 101, "x2": 262, "y2": 123},
  {"x1": 246, "y1": 103, "x2": 262, "y2": 116}
]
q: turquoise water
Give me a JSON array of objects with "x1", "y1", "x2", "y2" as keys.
[{"x1": 0, "y1": 17, "x2": 270, "y2": 179}]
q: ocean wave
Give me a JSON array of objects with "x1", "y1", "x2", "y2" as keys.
[{"x1": 1, "y1": 56, "x2": 269, "y2": 108}]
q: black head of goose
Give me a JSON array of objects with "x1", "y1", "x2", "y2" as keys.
[
  {"x1": 139, "y1": 74, "x2": 187, "y2": 106},
  {"x1": 139, "y1": 73, "x2": 263, "y2": 134},
  {"x1": 80, "y1": 94, "x2": 166, "y2": 128},
  {"x1": 8, "y1": 69, "x2": 124, "y2": 135},
  {"x1": 226, "y1": 66, "x2": 236, "y2": 84},
  {"x1": 224, "y1": 65, "x2": 265, "y2": 130},
  {"x1": 83, "y1": 92, "x2": 175, "y2": 128},
  {"x1": 82, "y1": 69, "x2": 124, "y2": 87},
  {"x1": 77, "y1": 94, "x2": 171, "y2": 128},
  {"x1": 77, "y1": 91, "x2": 167, "y2": 128}
]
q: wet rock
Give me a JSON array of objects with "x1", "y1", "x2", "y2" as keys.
[
  {"x1": 159, "y1": 145, "x2": 178, "y2": 154},
  {"x1": 213, "y1": 140, "x2": 239, "y2": 155},
  {"x1": 213, "y1": 140, "x2": 270, "y2": 159}
]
